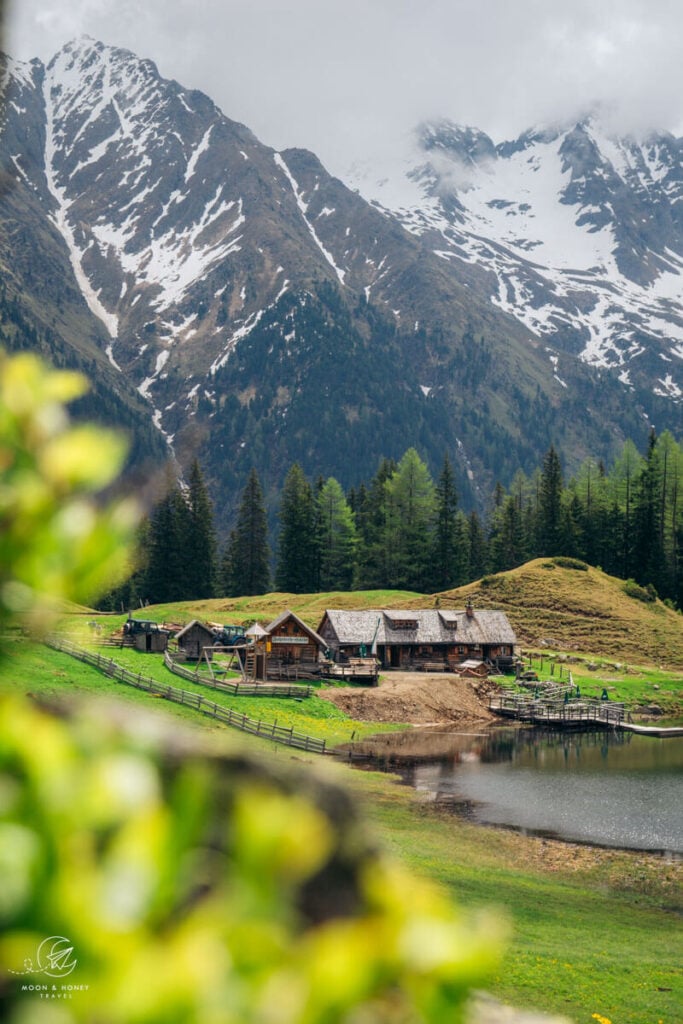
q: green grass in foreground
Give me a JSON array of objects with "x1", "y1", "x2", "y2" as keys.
[
  {"x1": 345, "y1": 769, "x2": 682, "y2": 1024},
  {"x1": 4, "y1": 640, "x2": 402, "y2": 746},
  {"x1": 6, "y1": 639, "x2": 682, "y2": 1023}
]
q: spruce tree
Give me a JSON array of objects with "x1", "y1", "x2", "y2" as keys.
[
  {"x1": 432, "y1": 455, "x2": 466, "y2": 590},
  {"x1": 633, "y1": 430, "x2": 666, "y2": 591},
  {"x1": 186, "y1": 460, "x2": 217, "y2": 599},
  {"x1": 468, "y1": 510, "x2": 487, "y2": 581},
  {"x1": 146, "y1": 483, "x2": 192, "y2": 603},
  {"x1": 539, "y1": 445, "x2": 564, "y2": 555},
  {"x1": 609, "y1": 440, "x2": 643, "y2": 580},
  {"x1": 354, "y1": 458, "x2": 397, "y2": 589},
  {"x1": 275, "y1": 463, "x2": 317, "y2": 593},
  {"x1": 221, "y1": 468, "x2": 271, "y2": 596},
  {"x1": 489, "y1": 495, "x2": 525, "y2": 572}
]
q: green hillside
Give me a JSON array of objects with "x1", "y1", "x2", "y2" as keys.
[
  {"x1": 401, "y1": 558, "x2": 683, "y2": 669},
  {"x1": 73, "y1": 562, "x2": 683, "y2": 668}
]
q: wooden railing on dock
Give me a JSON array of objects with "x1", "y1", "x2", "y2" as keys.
[
  {"x1": 489, "y1": 690, "x2": 626, "y2": 728},
  {"x1": 45, "y1": 637, "x2": 327, "y2": 755}
]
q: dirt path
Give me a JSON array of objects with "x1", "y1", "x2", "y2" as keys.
[{"x1": 319, "y1": 671, "x2": 499, "y2": 726}]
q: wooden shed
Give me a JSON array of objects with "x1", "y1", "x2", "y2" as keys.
[
  {"x1": 133, "y1": 629, "x2": 168, "y2": 654},
  {"x1": 176, "y1": 619, "x2": 215, "y2": 661}
]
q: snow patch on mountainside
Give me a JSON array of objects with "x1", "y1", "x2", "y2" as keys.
[
  {"x1": 346, "y1": 117, "x2": 683, "y2": 400},
  {"x1": 43, "y1": 61, "x2": 120, "y2": 341},
  {"x1": 274, "y1": 153, "x2": 346, "y2": 285}
]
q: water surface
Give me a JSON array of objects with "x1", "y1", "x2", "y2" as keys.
[{"x1": 346, "y1": 726, "x2": 683, "y2": 854}]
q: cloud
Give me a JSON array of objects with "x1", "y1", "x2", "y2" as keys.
[{"x1": 6, "y1": 0, "x2": 683, "y2": 176}]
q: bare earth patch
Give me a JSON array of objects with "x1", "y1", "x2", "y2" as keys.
[{"x1": 319, "y1": 671, "x2": 498, "y2": 726}]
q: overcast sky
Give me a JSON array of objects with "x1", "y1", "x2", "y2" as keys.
[{"x1": 6, "y1": 0, "x2": 683, "y2": 174}]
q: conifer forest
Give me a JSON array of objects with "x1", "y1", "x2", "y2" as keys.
[{"x1": 107, "y1": 429, "x2": 683, "y2": 609}]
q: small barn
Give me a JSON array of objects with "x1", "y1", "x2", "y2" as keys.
[
  {"x1": 265, "y1": 610, "x2": 327, "y2": 676},
  {"x1": 123, "y1": 617, "x2": 169, "y2": 653},
  {"x1": 317, "y1": 605, "x2": 517, "y2": 671},
  {"x1": 176, "y1": 619, "x2": 215, "y2": 661},
  {"x1": 133, "y1": 629, "x2": 168, "y2": 654}
]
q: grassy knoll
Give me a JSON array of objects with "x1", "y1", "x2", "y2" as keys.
[
  {"x1": 401, "y1": 558, "x2": 683, "y2": 669},
  {"x1": 345, "y1": 767, "x2": 683, "y2": 1024},
  {"x1": 86, "y1": 588, "x2": 422, "y2": 631}
]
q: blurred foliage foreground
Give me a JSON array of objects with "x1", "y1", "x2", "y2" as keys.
[{"x1": 0, "y1": 352, "x2": 505, "y2": 1023}]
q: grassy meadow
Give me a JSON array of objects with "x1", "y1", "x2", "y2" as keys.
[{"x1": 4, "y1": 564, "x2": 683, "y2": 1023}]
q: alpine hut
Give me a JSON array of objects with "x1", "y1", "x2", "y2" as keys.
[
  {"x1": 264, "y1": 610, "x2": 326, "y2": 678},
  {"x1": 317, "y1": 606, "x2": 517, "y2": 672}
]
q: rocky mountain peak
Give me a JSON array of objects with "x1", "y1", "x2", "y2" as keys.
[{"x1": 1, "y1": 38, "x2": 680, "y2": 534}]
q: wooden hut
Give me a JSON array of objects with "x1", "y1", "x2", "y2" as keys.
[
  {"x1": 176, "y1": 620, "x2": 215, "y2": 661},
  {"x1": 264, "y1": 610, "x2": 326, "y2": 679}
]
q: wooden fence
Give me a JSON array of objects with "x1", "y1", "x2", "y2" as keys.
[
  {"x1": 163, "y1": 652, "x2": 313, "y2": 698},
  {"x1": 45, "y1": 636, "x2": 327, "y2": 755}
]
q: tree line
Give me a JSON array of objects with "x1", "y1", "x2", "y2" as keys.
[{"x1": 103, "y1": 430, "x2": 683, "y2": 610}]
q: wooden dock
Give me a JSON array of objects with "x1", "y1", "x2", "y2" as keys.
[
  {"x1": 489, "y1": 686, "x2": 626, "y2": 729},
  {"x1": 621, "y1": 722, "x2": 683, "y2": 737}
]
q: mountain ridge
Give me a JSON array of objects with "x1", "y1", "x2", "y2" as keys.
[
  {"x1": 346, "y1": 114, "x2": 683, "y2": 404},
  {"x1": 1, "y1": 38, "x2": 681, "y2": 532}
]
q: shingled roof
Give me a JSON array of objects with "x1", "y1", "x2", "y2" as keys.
[
  {"x1": 265, "y1": 609, "x2": 327, "y2": 648},
  {"x1": 320, "y1": 609, "x2": 517, "y2": 647}
]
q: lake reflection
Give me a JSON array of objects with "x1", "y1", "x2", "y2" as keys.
[{"x1": 343, "y1": 727, "x2": 683, "y2": 854}]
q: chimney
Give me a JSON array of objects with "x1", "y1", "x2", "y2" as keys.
[{"x1": 465, "y1": 598, "x2": 474, "y2": 618}]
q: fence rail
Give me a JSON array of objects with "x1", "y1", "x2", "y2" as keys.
[
  {"x1": 163, "y1": 651, "x2": 313, "y2": 698},
  {"x1": 45, "y1": 636, "x2": 327, "y2": 755}
]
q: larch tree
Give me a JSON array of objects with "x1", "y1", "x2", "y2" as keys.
[
  {"x1": 384, "y1": 448, "x2": 436, "y2": 591},
  {"x1": 317, "y1": 477, "x2": 357, "y2": 591}
]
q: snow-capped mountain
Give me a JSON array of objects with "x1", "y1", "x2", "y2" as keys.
[
  {"x1": 346, "y1": 117, "x2": 683, "y2": 403},
  {"x1": 1, "y1": 39, "x2": 681, "y2": 529}
]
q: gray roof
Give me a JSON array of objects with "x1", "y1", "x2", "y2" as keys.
[
  {"x1": 265, "y1": 609, "x2": 327, "y2": 648},
  {"x1": 320, "y1": 608, "x2": 517, "y2": 647},
  {"x1": 176, "y1": 619, "x2": 214, "y2": 640}
]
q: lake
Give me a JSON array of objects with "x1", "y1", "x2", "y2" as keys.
[{"x1": 344, "y1": 726, "x2": 683, "y2": 855}]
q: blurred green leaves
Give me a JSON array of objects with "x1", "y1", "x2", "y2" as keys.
[
  {"x1": 0, "y1": 351, "x2": 136, "y2": 638},
  {"x1": 1, "y1": 694, "x2": 505, "y2": 1023},
  {"x1": 0, "y1": 350, "x2": 505, "y2": 1022}
]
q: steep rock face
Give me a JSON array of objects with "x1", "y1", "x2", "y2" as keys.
[
  {"x1": 0, "y1": 53, "x2": 167, "y2": 473},
  {"x1": 347, "y1": 116, "x2": 683, "y2": 404},
  {"x1": 1, "y1": 40, "x2": 680, "y2": 531}
]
